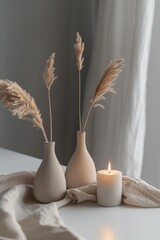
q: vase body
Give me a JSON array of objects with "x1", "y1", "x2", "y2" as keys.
[
  {"x1": 65, "y1": 131, "x2": 96, "y2": 188},
  {"x1": 33, "y1": 142, "x2": 66, "y2": 203}
]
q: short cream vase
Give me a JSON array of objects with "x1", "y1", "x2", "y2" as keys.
[
  {"x1": 33, "y1": 142, "x2": 66, "y2": 203},
  {"x1": 65, "y1": 131, "x2": 97, "y2": 188}
]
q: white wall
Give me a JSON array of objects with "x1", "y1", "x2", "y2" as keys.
[{"x1": 142, "y1": 0, "x2": 160, "y2": 188}]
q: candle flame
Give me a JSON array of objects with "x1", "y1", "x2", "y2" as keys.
[{"x1": 108, "y1": 161, "x2": 111, "y2": 174}]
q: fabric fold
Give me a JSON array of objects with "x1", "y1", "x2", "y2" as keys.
[{"x1": 0, "y1": 171, "x2": 160, "y2": 240}]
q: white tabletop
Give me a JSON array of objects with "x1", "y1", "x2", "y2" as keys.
[
  {"x1": 0, "y1": 148, "x2": 41, "y2": 174},
  {"x1": 0, "y1": 148, "x2": 159, "y2": 240},
  {"x1": 60, "y1": 202, "x2": 159, "y2": 240}
]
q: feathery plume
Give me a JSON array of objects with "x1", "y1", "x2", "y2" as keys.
[
  {"x1": 83, "y1": 58, "x2": 125, "y2": 131},
  {"x1": 43, "y1": 53, "x2": 57, "y2": 90},
  {"x1": 74, "y1": 32, "x2": 84, "y2": 71},
  {"x1": 92, "y1": 58, "x2": 125, "y2": 107},
  {"x1": 0, "y1": 80, "x2": 48, "y2": 142}
]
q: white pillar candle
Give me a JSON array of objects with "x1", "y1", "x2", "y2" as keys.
[{"x1": 97, "y1": 162, "x2": 122, "y2": 207}]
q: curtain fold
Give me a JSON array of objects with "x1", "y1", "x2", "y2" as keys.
[{"x1": 83, "y1": 0, "x2": 155, "y2": 177}]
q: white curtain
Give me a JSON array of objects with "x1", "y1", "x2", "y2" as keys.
[
  {"x1": 83, "y1": 0, "x2": 155, "y2": 177},
  {"x1": 142, "y1": 0, "x2": 160, "y2": 188}
]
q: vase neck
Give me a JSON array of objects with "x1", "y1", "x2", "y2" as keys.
[
  {"x1": 44, "y1": 141, "x2": 55, "y2": 151},
  {"x1": 44, "y1": 142, "x2": 56, "y2": 161},
  {"x1": 76, "y1": 131, "x2": 86, "y2": 149}
]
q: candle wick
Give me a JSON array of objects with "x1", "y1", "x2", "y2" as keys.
[{"x1": 109, "y1": 170, "x2": 111, "y2": 174}]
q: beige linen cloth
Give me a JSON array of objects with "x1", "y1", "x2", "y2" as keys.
[{"x1": 0, "y1": 172, "x2": 160, "y2": 240}]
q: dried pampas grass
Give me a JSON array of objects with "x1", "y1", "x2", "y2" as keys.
[
  {"x1": 92, "y1": 58, "x2": 125, "y2": 107},
  {"x1": 83, "y1": 58, "x2": 125, "y2": 131},
  {"x1": 0, "y1": 80, "x2": 48, "y2": 142},
  {"x1": 74, "y1": 32, "x2": 85, "y2": 131},
  {"x1": 0, "y1": 35, "x2": 125, "y2": 143},
  {"x1": 73, "y1": 33, "x2": 125, "y2": 132},
  {"x1": 0, "y1": 52, "x2": 58, "y2": 143},
  {"x1": 43, "y1": 53, "x2": 57, "y2": 142}
]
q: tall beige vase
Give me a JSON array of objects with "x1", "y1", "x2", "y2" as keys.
[
  {"x1": 65, "y1": 131, "x2": 96, "y2": 188},
  {"x1": 33, "y1": 142, "x2": 66, "y2": 203}
]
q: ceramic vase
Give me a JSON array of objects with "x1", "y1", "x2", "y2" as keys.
[
  {"x1": 65, "y1": 131, "x2": 96, "y2": 188},
  {"x1": 33, "y1": 142, "x2": 66, "y2": 203}
]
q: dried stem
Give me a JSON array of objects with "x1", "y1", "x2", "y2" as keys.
[
  {"x1": 41, "y1": 127, "x2": 48, "y2": 143},
  {"x1": 48, "y1": 89, "x2": 52, "y2": 141},
  {"x1": 74, "y1": 32, "x2": 84, "y2": 131},
  {"x1": 82, "y1": 104, "x2": 93, "y2": 132},
  {"x1": 78, "y1": 70, "x2": 82, "y2": 131}
]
